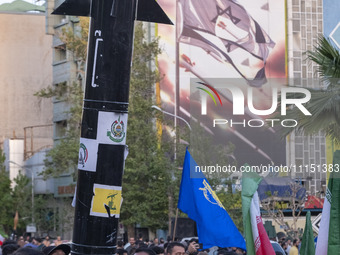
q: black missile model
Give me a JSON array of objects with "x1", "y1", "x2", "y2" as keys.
[{"x1": 52, "y1": 1, "x2": 172, "y2": 254}]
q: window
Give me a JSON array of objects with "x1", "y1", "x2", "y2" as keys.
[{"x1": 54, "y1": 44, "x2": 67, "y2": 62}]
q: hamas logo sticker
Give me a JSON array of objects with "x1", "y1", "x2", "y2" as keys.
[
  {"x1": 78, "y1": 143, "x2": 88, "y2": 167},
  {"x1": 107, "y1": 115, "x2": 125, "y2": 143}
]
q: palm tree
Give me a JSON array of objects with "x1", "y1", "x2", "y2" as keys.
[{"x1": 281, "y1": 36, "x2": 340, "y2": 143}]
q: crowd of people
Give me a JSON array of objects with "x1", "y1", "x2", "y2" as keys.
[
  {"x1": 0, "y1": 235, "x2": 249, "y2": 255},
  {"x1": 116, "y1": 236, "x2": 245, "y2": 255},
  {"x1": 2, "y1": 235, "x2": 291, "y2": 255},
  {"x1": 0, "y1": 236, "x2": 69, "y2": 255},
  {"x1": 277, "y1": 238, "x2": 301, "y2": 255}
]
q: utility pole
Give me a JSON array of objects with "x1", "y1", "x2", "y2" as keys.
[{"x1": 52, "y1": 0, "x2": 172, "y2": 254}]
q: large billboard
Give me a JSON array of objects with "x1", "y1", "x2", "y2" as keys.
[{"x1": 157, "y1": 0, "x2": 287, "y2": 168}]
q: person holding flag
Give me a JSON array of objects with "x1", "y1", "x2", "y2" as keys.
[
  {"x1": 178, "y1": 149, "x2": 246, "y2": 251},
  {"x1": 242, "y1": 171, "x2": 275, "y2": 255}
]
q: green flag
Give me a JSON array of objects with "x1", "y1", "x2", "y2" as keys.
[
  {"x1": 300, "y1": 211, "x2": 315, "y2": 255},
  {"x1": 327, "y1": 151, "x2": 340, "y2": 254},
  {"x1": 315, "y1": 150, "x2": 340, "y2": 254},
  {"x1": 242, "y1": 172, "x2": 262, "y2": 255},
  {"x1": 242, "y1": 171, "x2": 275, "y2": 255}
]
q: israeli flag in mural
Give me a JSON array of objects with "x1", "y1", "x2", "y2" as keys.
[{"x1": 178, "y1": 0, "x2": 275, "y2": 86}]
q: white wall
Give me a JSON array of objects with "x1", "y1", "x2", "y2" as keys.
[{"x1": 4, "y1": 139, "x2": 24, "y2": 188}]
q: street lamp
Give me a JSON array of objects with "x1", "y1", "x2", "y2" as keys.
[
  {"x1": 151, "y1": 105, "x2": 191, "y2": 239},
  {"x1": 8, "y1": 161, "x2": 35, "y2": 224},
  {"x1": 152, "y1": 104, "x2": 192, "y2": 160},
  {"x1": 151, "y1": 105, "x2": 192, "y2": 130}
]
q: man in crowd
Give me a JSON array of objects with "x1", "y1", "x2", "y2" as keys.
[
  {"x1": 117, "y1": 249, "x2": 128, "y2": 255},
  {"x1": 135, "y1": 248, "x2": 156, "y2": 255},
  {"x1": 54, "y1": 237, "x2": 62, "y2": 247},
  {"x1": 1, "y1": 240, "x2": 19, "y2": 255},
  {"x1": 165, "y1": 242, "x2": 185, "y2": 255},
  {"x1": 125, "y1": 237, "x2": 136, "y2": 254},
  {"x1": 17, "y1": 237, "x2": 25, "y2": 248},
  {"x1": 285, "y1": 239, "x2": 292, "y2": 254},
  {"x1": 150, "y1": 246, "x2": 164, "y2": 255},
  {"x1": 280, "y1": 241, "x2": 288, "y2": 255},
  {"x1": 12, "y1": 248, "x2": 44, "y2": 255},
  {"x1": 42, "y1": 237, "x2": 50, "y2": 248},
  {"x1": 289, "y1": 239, "x2": 299, "y2": 255},
  {"x1": 32, "y1": 238, "x2": 44, "y2": 251},
  {"x1": 152, "y1": 238, "x2": 159, "y2": 247},
  {"x1": 43, "y1": 244, "x2": 70, "y2": 255},
  {"x1": 117, "y1": 240, "x2": 124, "y2": 251},
  {"x1": 159, "y1": 238, "x2": 165, "y2": 248}
]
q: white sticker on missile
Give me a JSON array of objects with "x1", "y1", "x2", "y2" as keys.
[
  {"x1": 97, "y1": 111, "x2": 128, "y2": 145},
  {"x1": 78, "y1": 138, "x2": 98, "y2": 172}
]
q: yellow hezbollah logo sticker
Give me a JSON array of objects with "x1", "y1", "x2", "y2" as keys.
[{"x1": 90, "y1": 184, "x2": 122, "y2": 218}]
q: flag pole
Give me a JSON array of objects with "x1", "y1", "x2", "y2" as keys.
[
  {"x1": 170, "y1": 0, "x2": 180, "y2": 240},
  {"x1": 174, "y1": 0, "x2": 180, "y2": 160},
  {"x1": 173, "y1": 208, "x2": 179, "y2": 241}
]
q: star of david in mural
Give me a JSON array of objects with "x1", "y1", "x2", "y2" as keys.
[{"x1": 211, "y1": 5, "x2": 241, "y2": 24}]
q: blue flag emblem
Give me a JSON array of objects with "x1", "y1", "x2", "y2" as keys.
[{"x1": 178, "y1": 149, "x2": 246, "y2": 250}]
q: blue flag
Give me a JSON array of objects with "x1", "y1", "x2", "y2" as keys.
[{"x1": 178, "y1": 149, "x2": 246, "y2": 250}]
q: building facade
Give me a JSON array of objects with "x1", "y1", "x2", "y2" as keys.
[
  {"x1": 0, "y1": 2, "x2": 53, "y2": 152},
  {"x1": 0, "y1": 0, "x2": 56, "y2": 236}
]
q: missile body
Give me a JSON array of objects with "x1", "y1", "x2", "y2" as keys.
[
  {"x1": 73, "y1": 0, "x2": 135, "y2": 254},
  {"x1": 52, "y1": 0, "x2": 171, "y2": 254}
]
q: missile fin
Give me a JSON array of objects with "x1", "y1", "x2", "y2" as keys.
[
  {"x1": 52, "y1": 0, "x2": 90, "y2": 16},
  {"x1": 136, "y1": 0, "x2": 173, "y2": 25}
]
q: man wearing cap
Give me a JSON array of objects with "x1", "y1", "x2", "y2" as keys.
[{"x1": 43, "y1": 244, "x2": 71, "y2": 255}]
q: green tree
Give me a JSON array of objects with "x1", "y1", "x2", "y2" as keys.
[
  {"x1": 217, "y1": 190, "x2": 243, "y2": 232},
  {"x1": 35, "y1": 79, "x2": 83, "y2": 178},
  {"x1": 10, "y1": 174, "x2": 54, "y2": 236},
  {"x1": 0, "y1": 150, "x2": 38, "y2": 235},
  {"x1": 33, "y1": 19, "x2": 87, "y2": 236},
  {"x1": 35, "y1": 18, "x2": 88, "y2": 179},
  {"x1": 11, "y1": 173, "x2": 31, "y2": 230},
  {"x1": 281, "y1": 36, "x2": 340, "y2": 142},
  {"x1": 0, "y1": 149, "x2": 13, "y2": 234},
  {"x1": 59, "y1": 17, "x2": 89, "y2": 62},
  {"x1": 120, "y1": 22, "x2": 171, "y2": 232}
]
